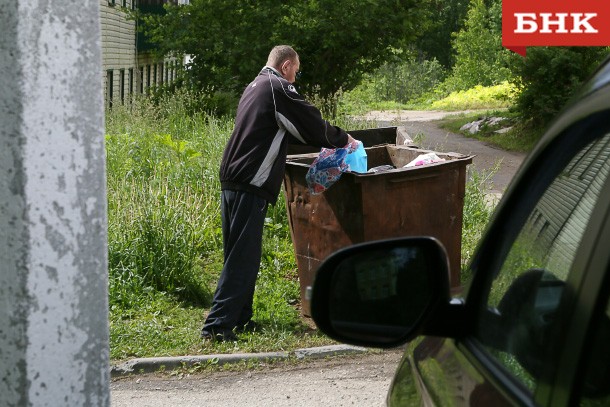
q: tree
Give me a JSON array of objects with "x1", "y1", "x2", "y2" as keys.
[
  {"x1": 415, "y1": 0, "x2": 469, "y2": 68},
  {"x1": 139, "y1": 0, "x2": 289, "y2": 94},
  {"x1": 510, "y1": 47, "x2": 609, "y2": 127},
  {"x1": 139, "y1": 0, "x2": 431, "y2": 115},
  {"x1": 279, "y1": 0, "x2": 430, "y2": 111},
  {"x1": 441, "y1": 0, "x2": 512, "y2": 92}
]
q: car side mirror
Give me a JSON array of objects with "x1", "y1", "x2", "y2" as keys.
[{"x1": 310, "y1": 237, "x2": 452, "y2": 348}]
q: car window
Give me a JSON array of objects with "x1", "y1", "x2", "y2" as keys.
[{"x1": 475, "y1": 131, "x2": 610, "y2": 392}]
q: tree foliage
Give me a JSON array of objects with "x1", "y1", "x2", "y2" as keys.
[
  {"x1": 343, "y1": 54, "x2": 446, "y2": 107},
  {"x1": 415, "y1": 0, "x2": 469, "y2": 68},
  {"x1": 510, "y1": 47, "x2": 609, "y2": 127},
  {"x1": 139, "y1": 0, "x2": 431, "y2": 112},
  {"x1": 441, "y1": 0, "x2": 512, "y2": 92}
]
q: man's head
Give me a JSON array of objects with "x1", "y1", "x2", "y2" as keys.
[{"x1": 266, "y1": 45, "x2": 300, "y2": 83}]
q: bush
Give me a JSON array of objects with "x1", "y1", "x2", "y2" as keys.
[
  {"x1": 368, "y1": 57, "x2": 446, "y2": 104},
  {"x1": 430, "y1": 82, "x2": 516, "y2": 110},
  {"x1": 510, "y1": 47, "x2": 609, "y2": 127}
]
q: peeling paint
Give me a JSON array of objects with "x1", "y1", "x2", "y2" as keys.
[{"x1": 1, "y1": 1, "x2": 109, "y2": 406}]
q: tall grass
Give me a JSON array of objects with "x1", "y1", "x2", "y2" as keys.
[
  {"x1": 106, "y1": 92, "x2": 228, "y2": 310},
  {"x1": 107, "y1": 92, "x2": 235, "y2": 358},
  {"x1": 106, "y1": 92, "x2": 373, "y2": 359},
  {"x1": 460, "y1": 164, "x2": 499, "y2": 284}
]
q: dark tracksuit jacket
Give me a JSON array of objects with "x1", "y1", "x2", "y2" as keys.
[{"x1": 219, "y1": 66, "x2": 349, "y2": 204}]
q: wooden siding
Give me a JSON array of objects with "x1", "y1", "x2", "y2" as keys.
[
  {"x1": 101, "y1": 0, "x2": 136, "y2": 106},
  {"x1": 100, "y1": 0, "x2": 182, "y2": 107}
]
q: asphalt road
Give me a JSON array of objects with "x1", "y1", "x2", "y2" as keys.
[
  {"x1": 111, "y1": 349, "x2": 405, "y2": 407},
  {"x1": 110, "y1": 111, "x2": 527, "y2": 406}
]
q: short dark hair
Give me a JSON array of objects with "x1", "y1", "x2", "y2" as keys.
[{"x1": 266, "y1": 45, "x2": 298, "y2": 69}]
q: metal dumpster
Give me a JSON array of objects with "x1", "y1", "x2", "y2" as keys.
[{"x1": 283, "y1": 141, "x2": 473, "y2": 315}]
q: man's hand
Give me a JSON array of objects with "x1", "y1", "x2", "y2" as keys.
[{"x1": 346, "y1": 134, "x2": 357, "y2": 147}]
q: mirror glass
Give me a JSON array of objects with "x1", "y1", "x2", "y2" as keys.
[{"x1": 328, "y1": 246, "x2": 434, "y2": 344}]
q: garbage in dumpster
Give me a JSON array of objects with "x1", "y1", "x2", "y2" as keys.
[
  {"x1": 305, "y1": 139, "x2": 367, "y2": 194},
  {"x1": 367, "y1": 164, "x2": 395, "y2": 173},
  {"x1": 404, "y1": 152, "x2": 446, "y2": 167}
]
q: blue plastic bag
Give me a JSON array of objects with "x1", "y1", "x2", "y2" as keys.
[
  {"x1": 344, "y1": 140, "x2": 367, "y2": 173},
  {"x1": 305, "y1": 140, "x2": 368, "y2": 194}
]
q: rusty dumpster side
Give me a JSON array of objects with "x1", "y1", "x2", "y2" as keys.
[{"x1": 283, "y1": 144, "x2": 473, "y2": 315}]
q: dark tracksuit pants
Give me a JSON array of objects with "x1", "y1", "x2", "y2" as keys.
[{"x1": 202, "y1": 189, "x2": 268, "y2": 335}]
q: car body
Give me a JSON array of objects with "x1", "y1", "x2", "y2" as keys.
[{"x1": 310, "y1": 56, "x2": 610, "y2": 406}]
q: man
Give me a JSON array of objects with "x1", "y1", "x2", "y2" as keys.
[{"x1": 201, "y1": 45, "x2": 357, "y2": 342}]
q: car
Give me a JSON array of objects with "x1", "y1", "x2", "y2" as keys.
[{"x1": 309, "y1": 56, "x2": 610, "y2": 407}]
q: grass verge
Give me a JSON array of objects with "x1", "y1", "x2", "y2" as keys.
[{"x1": 438, "y1": 111, "x2": 541, "y2": 152}]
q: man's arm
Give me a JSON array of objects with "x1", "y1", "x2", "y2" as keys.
[{"x1": 273, "y1": 79, "x2": 351, "y2": 148}]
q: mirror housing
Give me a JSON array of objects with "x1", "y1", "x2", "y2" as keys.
[{"x1": 310, "y1": 237, "x2": 453, "y2": 348}]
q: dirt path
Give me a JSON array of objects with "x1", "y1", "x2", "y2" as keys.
[{"x1": 370, "y1": 110, "x2": 527, "y2": 197}]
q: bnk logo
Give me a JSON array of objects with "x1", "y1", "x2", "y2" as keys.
[
  {"x1": 502, "y1": 1, "x2": 610, "y2": 56},
  {"x1": 514, "y1": 13, "x2": 598, "y2": 34}
]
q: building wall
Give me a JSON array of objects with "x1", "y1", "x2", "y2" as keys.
[
  {"x1": 100, "y1": 0, "x2": 183, "y2": 107},
  {"x1": 100, "y1": 0, "x2": 137, "y2": 106}
]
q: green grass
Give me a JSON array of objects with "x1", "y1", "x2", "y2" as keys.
[
  {"x1": 106, "y1": 91, "x2": 376, "y2": 361},
  {"x1": 343, "y1": 78, "x2": 543, "y2": 153},
  {"x1": 460, "y1": 165, "x2": 498, "y2": 284},
  {"x1": 340, "y1": 81, "x2": 517, "y2": 114},
  {"x1": 106, "y1": 91, "x2": 496, "y2": 362}
]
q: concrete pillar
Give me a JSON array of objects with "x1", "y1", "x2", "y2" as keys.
[{"x1": 0, "y1": 1, "x2": 109, "y2": 406}]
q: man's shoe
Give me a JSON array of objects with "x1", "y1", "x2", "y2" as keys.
[
  {"x1": 201, "y1": 329, "x2": 238, "y2": 342},
  {"x1": 235, "y1": 320, "x2": 260, "y2": 333}
]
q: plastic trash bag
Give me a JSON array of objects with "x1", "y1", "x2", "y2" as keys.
[
  {"x1": 306, "y1": 139, "x2": 366, "y2": 195},
  {"x1": 368, "y1": 164, "x2": 394, "y2": 173},
  {"x1": 404, "y1": 152, "x2": 446, "y2": 168},
  {"x1": 344, "y1": 141, "x2": 368, "y2": 173}
]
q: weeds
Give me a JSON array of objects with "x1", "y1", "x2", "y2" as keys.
[
  {"x1": 107, "y1": 93, "x2": 348, "y2": 360},
  {"x1": 460, "y1": 164, "x2": 499, "y2": 284}
]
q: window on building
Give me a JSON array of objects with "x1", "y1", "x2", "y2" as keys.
[
  {"x1": 106, "y1": 70, "x2": 114, "y2": 108},
  {"x1": 139, "y1": 66, "x2": 144, "y2": 94},
  {"x1": 119, "y1": 69, "x2": 125, "y2": 105},
  {"x1": 128, "y1": 68, "x2": 134, "y2": 98},
  {"x1": 146, "y1": 65, "x2": 151, "y2": 93}
]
